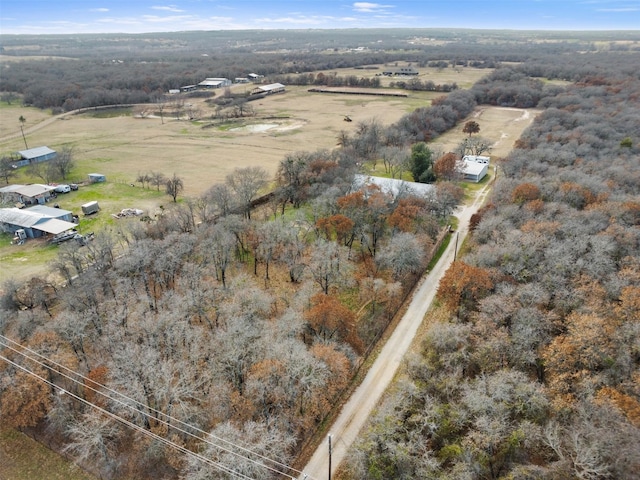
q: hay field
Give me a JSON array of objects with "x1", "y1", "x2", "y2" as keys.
[{"x1": 1, "y1": 85, "x2": 432, "y2": 196}]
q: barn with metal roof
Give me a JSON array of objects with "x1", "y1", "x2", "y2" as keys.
[
  {"x1": 0, "y1": 205, "x2": 76, "y2": 238},
  {"x1": 13, "y1": 146, "x2": 57, "y2": 168},
  {"x1": 250, "y1": 83, "x2": 285, "y2": 95},
  {"x1": 197, "y1": 78, "x2": 232, "y2": 89}
]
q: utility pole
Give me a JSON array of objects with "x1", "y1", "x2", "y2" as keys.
[
  {"x1": 328, "y1": 434, "x2": 333, "y2": 480},
  {"x1": 19, "y1": 115, "x2": 28, "y2": 149}
]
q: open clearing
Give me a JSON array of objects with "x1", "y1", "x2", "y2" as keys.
[
  {"x1": 0, "y1": 64, "x2": 492, "y2": 197},
  {"x1": 0, "y1": 426, "x2": 96, "y2": 480},
  {"x1": 1, "y1": 65, "x2": 538, "y2": 285}
]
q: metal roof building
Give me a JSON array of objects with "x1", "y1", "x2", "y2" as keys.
[
  {"x1": 250, "y1": 83, "x2": 285, "y2": 95},
  {"x1": 0, "y1": 206, "x2": 76, "y2": 238},
  {"x1": 0, "y1": 184, "x2": 56, "y2": 205},
  {"x1": 13, "y1": 146, "x2": 57, "y2": 168},
  {"x1": 353, "y1": 175, "x2": 435, "y2": 198},
  {"x1": 197, "y1": 78, "x2": 232, "y2": 88}
]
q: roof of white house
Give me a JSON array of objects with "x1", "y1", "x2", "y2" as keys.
[
  {"x1": 17, "y1": 146, "x2": 56, "y2": 159},
  {"x1": 462, "y1": 155, "x2": 490, "y2": 164},
  {"x1": 461, "y1": 160, "x2": 487, "y2": 176},
  {"x1": 353, "y1": 175, "x2": 435, "y2": 198}
]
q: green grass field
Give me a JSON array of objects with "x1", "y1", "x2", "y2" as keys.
[{"x1": 0, "y1": 427, "x2": 97, "y2": 480}]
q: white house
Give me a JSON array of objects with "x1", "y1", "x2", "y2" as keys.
[{"x1": 460, "y1": 160, "x2": 488, "y2": 183}]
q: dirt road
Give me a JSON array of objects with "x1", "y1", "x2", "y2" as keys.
[{"x1": 299, "y1": 181, "x2": 492, "y2": 480}]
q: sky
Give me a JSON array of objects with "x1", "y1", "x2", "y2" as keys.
[{"x1": 1, "y1": 0, "x2": 639, "y2": 35}]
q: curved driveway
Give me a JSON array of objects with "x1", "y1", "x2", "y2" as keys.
[{"x1": 300, "y1": 181, "x2": 491, "y2": 480}]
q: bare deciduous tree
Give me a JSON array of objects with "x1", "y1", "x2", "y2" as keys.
[
  {"x1": 165, "y1": 173, "x2": 184, "y2": 202},
  {"x1": 226, "y1": 166, "x2": 267, "y2": 220}
]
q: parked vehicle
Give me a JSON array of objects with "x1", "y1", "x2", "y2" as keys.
[
  {"x1": 54, "y1": 184, "x2": 71, "y2": 193},
  {"x1": 69, "y1": 183, "x2": 79, "y2": 191}
]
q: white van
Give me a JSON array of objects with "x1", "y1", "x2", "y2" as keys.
[{"x1": 54, "y1": 184, "x2": 71, "y2": 193}]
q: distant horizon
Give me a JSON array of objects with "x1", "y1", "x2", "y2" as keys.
[{"x1": 1, "y1": 1, "x2": 639, "y2": 35}]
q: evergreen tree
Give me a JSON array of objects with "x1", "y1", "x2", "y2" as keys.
[{"x1": 410, "y1": 142, "x2": 435, "y2": 183}]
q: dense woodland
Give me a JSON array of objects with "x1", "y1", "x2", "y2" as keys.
[
  {"x1": 1, "y1": 30, "x2": 640, "y2": 480},
  {"x1": 344, "y1": 48, "x2": 640, "y2": 480}
]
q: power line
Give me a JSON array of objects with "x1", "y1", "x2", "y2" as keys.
[
  {"x1": 0, "y1": 334, "x2": 312, "y2": 480},
  {"x1": 0, "y1": 335, "x2": 302, "y2": 479},
  {"x1": 0, "y1": 352, "x2": 254, "y2": 480}
]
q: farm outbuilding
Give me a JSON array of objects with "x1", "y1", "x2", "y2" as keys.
[
  {"x1": 382, "y1": 66, "x2": 419, "y2": 76},
  {"x1": 13, "y1": 146, "x2": 57, "y2": 168},
  {"x1": 198, "y1": 78, "x2": 232, "y2": 89},
  {"x1": 250, "y1": 83, "x2": 285, "y2": 95},
  {"x1": 0, "y1": 205, "x2": 76, "y2": 238},
  {"x1": 0, "y1": 184, "x2": 56, "y2": 205},
  {"x1": 88, "y1": 173, "x2": 106, "y2": 183},
  {"x1": 247, "y1": 73, "x2": 264, "y2": 83}
]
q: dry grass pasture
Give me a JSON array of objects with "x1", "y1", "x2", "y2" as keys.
[
  {"x1": 430, "y1": 106, "x2": 541, "y2": 159},
  {"x1": 1, "y1": 65, "x2": 538, "y2": 285},
  {"x1": 1, "y1": 84, "x2": 431, "y2": 196}
]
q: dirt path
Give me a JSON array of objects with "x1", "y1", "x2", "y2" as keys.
[{"x1": 299, "y1": 181, "x2": 492, "y2": 480}]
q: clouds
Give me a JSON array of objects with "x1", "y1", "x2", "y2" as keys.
[
  {"x1": 152, "y1": 5, "x2": 185, "y2": 13},
  {"x1": 352, "y1": 2, "x2": 394, "y2": 13},
  {"x1": 0, "y1": 0, "x2": 638, "y2": 34}
]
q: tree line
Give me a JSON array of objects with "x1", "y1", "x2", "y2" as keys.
[{"x1": 3, "y1": 30, "x2": 637, "y2": 112}]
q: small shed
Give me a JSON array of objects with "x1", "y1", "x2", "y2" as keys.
[
  {"x1": 88, "y1": 173, "x2": 106, "y2": 183},
  {"x1": 81, "y1": 201, "x2": 100, "y2": 215}
]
